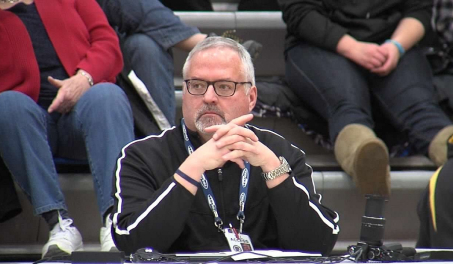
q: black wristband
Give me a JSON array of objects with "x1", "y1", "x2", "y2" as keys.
[{"x1": 175, "y1": 169, "x2": 200, "y2": 187}]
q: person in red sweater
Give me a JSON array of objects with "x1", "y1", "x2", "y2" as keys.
[{"x1": 0, "y1": 0, "x2": 134, "y2": 259}]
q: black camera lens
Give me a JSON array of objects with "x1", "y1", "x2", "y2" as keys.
[
  {"x1": 359, "y1": 194, "x2": 387, "y2": 246},
  {"x1": 364, "y1": 194, "x2": 386, "y2": 217}
]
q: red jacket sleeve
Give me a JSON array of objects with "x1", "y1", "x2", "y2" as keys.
[
  {"x1": 0, "y1": 11, "x2": 40, "y2": 101},
  {"x1": 73, "y1": 0, "x2": 123, "y2": 83}
]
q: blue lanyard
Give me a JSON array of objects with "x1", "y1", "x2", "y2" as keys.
[{"x1": 181, "y1": 119, "x2": 250, "y2": 233}]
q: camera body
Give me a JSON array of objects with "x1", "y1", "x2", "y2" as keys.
[
  {"x1": 348, "y1": 194, "x2": 398, "y2": 262},
  {"x1": 348, "y1": 242, "x2": 407, "y2": 262}
]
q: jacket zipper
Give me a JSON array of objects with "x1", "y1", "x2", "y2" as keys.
[
  {"x1": 218, "y1": 168, "x2": 226, "y2": 226},
  {"x1": 217, "y1": 168, "x2": 223, "y2": 182}
]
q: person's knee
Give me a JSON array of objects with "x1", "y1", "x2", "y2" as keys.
[
  {"x1": 0, "y1": 91, "x2": 37, "y2": 122},
  {"x1": 83, "y1": 83, "x2": 128, "y2": 106},
  {"x1": 0, "y1": 92, "x2": 45, "y2": 138},
  {"x1": 123, "y1": 33, "x2": 161, "y2": 55},
  {"x1": 0, "y1": 91, "x2": 31, "y2": 107},
  {"x1": 78, "y1": 83, "x2": 132, "y2": 122}
]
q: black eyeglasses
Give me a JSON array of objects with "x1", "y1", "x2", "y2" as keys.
[{"x1": 184, "y1": 79, "x2": 252, "y2": 97}]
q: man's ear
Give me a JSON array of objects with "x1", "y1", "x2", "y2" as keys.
[{"x1": 248, "y1": 85, "x2": 257, "y2": 112}]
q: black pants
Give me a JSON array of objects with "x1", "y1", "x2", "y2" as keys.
[{"x1": 0, "y1": 158, "x2": 22, "y2": 223}]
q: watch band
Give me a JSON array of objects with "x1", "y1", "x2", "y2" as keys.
[
  {"x1": 262, "y1": 156, "x2": 291, "y2": 181},
  {"x1": 78, "y1": 69, "x2": 94, "y2": 86}
]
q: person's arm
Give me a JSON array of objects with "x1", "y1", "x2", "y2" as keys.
[
  {"x1": 175, "y1": 115, "x2": 259, "y2": 194},
  {"x1": 111, "y1": 140, "x2": 198, "y2": 254},
  {"x1": 389, "y1": 18, "x2": 425, "y2": 53},
  {"x1": 260, "y1": 132, "x2": 339, "y2": 255},
  {"x1": 46, "y1": 0, "x2": 122, "y2": 113},
  {"x1": 278, "y1": 0, "x2": 348, "y2": 51},
  {"x1": 371, "y1": 0, "x2": 431, "y2": 76},
  {"x1": 173, "y1": 33, "x2": 207, "y2": 52},
  {"x1": 278, "y1": 0, "x2": 388, "y2": 71},
  {"x1": 96, "y1": 0, "x2": 200, "y2": 51},
  {"x1": 207, "y1": 121, "x2": 339, "y2": 254},
  {"x1": 112, "y1": 115, "x2": 256, "y2": 253},
  {"x1": 74, "y1": 0, "x2": 123, "y2": 83},
  {"x1": 399, "y1": 0, "x2": 432, "y2": 48},
  {"x1": 383, "y1": 0, "x2": 432, "y2": 53}
]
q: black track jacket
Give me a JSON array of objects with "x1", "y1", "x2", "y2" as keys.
[{"x1": 111, "y1": 123, "x2": 339, "y2": 255}]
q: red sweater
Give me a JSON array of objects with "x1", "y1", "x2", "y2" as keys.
[{"x1": 0, "y1": 0, "x2": 123, "y2": 101}]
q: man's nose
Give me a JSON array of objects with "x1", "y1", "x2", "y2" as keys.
[{"x1": 203, "y1": 84, "x2": 218, "y2": 102}]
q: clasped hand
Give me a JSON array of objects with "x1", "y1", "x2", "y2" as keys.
[
  {"x1": 192, "y1": 114, "x2": 278, "y2": 172},
  {"x1": 351, "y1": 41, "x2": 400, "y2": 76},
  {"x1": 47, "y1": 73, "x2": 91, "y2": 114}
]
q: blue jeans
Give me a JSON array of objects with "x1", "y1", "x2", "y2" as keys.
[
  {"x1": 121, "y1": 34, "x2": 176, "y2": 127},
  {"x1": 97, "y1": 0, "x2": 200, "y2": 126},
  {"x1": 0, "y1": 84, "x2": 134, "y2": 217},
  {"x1": 286, "y1": 43, "x2": 452, "y2": 154}
]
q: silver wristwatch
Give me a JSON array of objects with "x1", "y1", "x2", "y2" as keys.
[{"x1": 262, "y1": 156, "x2": 292, "y2": 181}]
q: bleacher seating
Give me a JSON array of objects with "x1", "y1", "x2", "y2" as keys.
[{"x1": 0, "y1": 10, "x2": 437, "y2": 257}]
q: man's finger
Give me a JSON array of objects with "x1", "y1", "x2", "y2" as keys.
[
  {"x1": 47, "y1": 76, "x2": 63, "y2": 88},
  {"x1": 215, "y1": 134, "x2": 249, "y2": 148},
  {"x1": 230, "y1": 113, "x2": 253, "y2": 126},
  {"x1": 205, "y1": 114, "x2": 254, "y2": 133},
  {"x1": 215, "y1": 128, "x2": 258, "y2": 146},
  {"x1": 207, "y1": 114, "x2": 256, "y2": 141}
]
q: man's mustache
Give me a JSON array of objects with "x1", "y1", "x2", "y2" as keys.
[{"x1": 196, "y1": 105, "x2": 225, "y2": 120}]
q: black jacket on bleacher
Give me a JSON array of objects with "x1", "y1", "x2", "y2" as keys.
[
  {"x1": 111, "y1": 123, "x2": 339, "y2": 255},
  {"x1": 278, "y1": 0, "x2": 432, "y2": 52}
]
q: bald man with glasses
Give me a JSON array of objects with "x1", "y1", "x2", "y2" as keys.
[{"x1": 110, "y1": 36, "x2": 339, "y2": 256}]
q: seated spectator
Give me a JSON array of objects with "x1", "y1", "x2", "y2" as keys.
[
  {"x1": 0, "y1": 0, "x2": 134, "y2": 259},
  {"x1": 278, "y1": 0, "x2": 453, "y2": 197},
  {"x1": 97, "y1": 0, "x2": 262, "y2": 132},
  {"x1": 416, "y1": 0, "x2": 453, "y2": 248},
  {"x1": 111, "y1": 37, "x2": 339, "y2": 255},
  {"x1": 428, "y1": 0, "x2": 453, "y2": 106},
  {"x1": 97, "y1": 0, "x2": 205, "y2": 130},
  {"x1": 417, "y1": 135, "x2": 453, "y2": 248}
]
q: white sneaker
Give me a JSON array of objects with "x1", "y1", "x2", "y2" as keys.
[
  {"x1": 42, "y1": 216, "x2": 83, "y2": 259},
  {"x1": 100, "y1": 214, "x2": 117, "y2": 251}
]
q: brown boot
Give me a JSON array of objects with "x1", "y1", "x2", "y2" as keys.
[
  {"x1": 334, "y1": 124, "x2": 391, "y2": 196},
  {"x1": 428, "y1": 125, "x2": 453, "y2": 167}
]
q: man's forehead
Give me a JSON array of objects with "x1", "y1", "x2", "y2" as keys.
[
  {"x1": 185, "y1": 46, "x2": 247, "y2": 82},
  {"x1": 194, "y1": 46, "x2": 238, "y2": 59}
]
